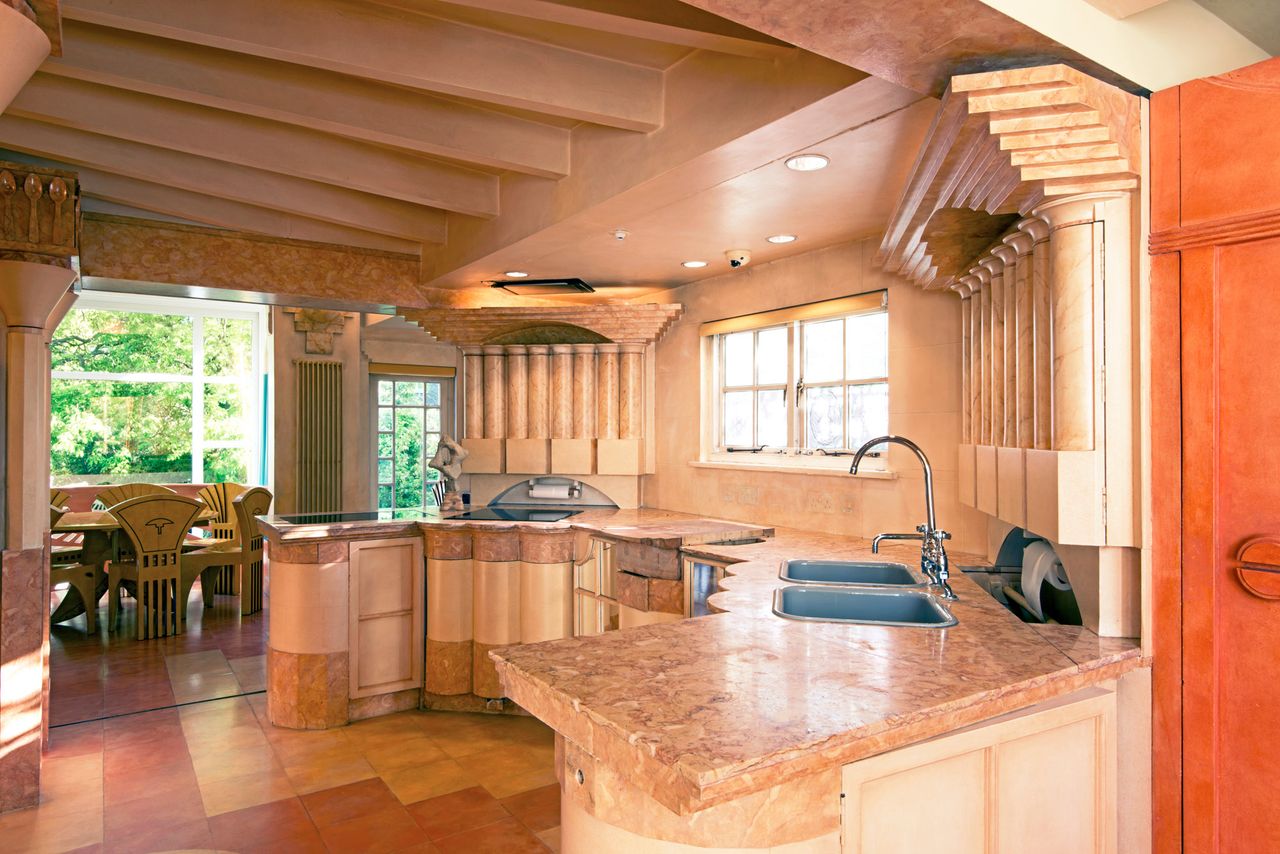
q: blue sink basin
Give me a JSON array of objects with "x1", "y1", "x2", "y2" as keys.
[
  {"x1": 779, "y1": 559, "x2": 919, "y2": 586},
  {"x1": 772, "y1": 585, "x2": 957, "y2": 628}
]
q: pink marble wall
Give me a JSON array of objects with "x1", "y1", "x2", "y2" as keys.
[{"x1": 0, "y1": 545, "x2": 48, "y2": 812}]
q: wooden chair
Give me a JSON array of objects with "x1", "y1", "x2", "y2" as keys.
[
  {"x1": 50, "y1": 488, "x2": 71, "y2": 508},
  {"x1": 188, "y1": 482, "x2": 247, "y2": 594},
  {"x1": 182, "y1": 487, "x2": 272, "y2": 619},
  {"x1": 49, "y1": 504, "x2": 98, "y2": 633},
  {"x1": 92, "y1": 482, "x2": 175, "y2": 511},
  {"x1": 107, "y1": 494, "x2": 203, "y2": 640}
]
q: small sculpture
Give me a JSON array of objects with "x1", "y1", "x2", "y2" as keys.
[{"x1": 427, "y1": 435, "x2": 469, "y2": 511}]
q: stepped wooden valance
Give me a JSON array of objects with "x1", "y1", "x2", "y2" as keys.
[
  {"x1": 878, "y1": 64, "x2": 1140, "y2": 290},
  {"x1": 400, "y1": 303, "x2": 684, "y2": 346}
]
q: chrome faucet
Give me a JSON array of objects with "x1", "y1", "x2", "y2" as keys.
[{"x1": 851, "y1": 435, "x2": 956, "y2": 601}]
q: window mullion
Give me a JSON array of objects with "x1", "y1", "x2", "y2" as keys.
[{"x1": 192, "y1": 316, "x2": 205, "y2": 484}]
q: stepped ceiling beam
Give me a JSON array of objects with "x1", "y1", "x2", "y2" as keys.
[
  {"x1": 0, "y1": 119, "x2": 448, "y2": 243},
  {"x1": 60, "y1": 0, "x2": 665, "y2": 131},
  {"x1": 9, "y1": 74, "x2": 499, "y2": 217},
  {"x1": 46, "y1": 21, "x2": 570, "y2": 179}
]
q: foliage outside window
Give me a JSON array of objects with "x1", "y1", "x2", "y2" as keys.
[
  {"x1": 713, "y1": 293, "x2": 888, "y2": 455},
  {"x1": 373, "y1": 376, "x2": 453, "y2": 509},
  {"x1": 50, "y1": 293, "x2": 268, "y2": 486}
]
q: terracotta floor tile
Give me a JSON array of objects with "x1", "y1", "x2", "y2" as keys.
[
  {"x1": 197, "y1": 767, "x2": 296, "y2": 816},
  {"x1": 172, "y1": 671, "x2": 244, "y2": 704},
  {"x1": 190, "y1": 742, "x2": 283, "y2": 784},
  {"x1": 360, "y1": 736, "x2": 449, "y2": 774},
  {"x1": 317, "y1": 804, "x2": 430, "y2": 854},
  {"x1": 42, "y1": 753, "x2": 104, "y2": 794},
  {"x1": 454, "y1": 746, "x2": 558, "y2": 800},
  {"x1": 433, "y1": 816, "x2": 550, "y2": 854},
  {"x1": 428, "y1": 724, "x2": 532, "y2": 760},
  {"x1": 405, "y1": 786, "x2": 510, "y2": 840},
  {"x1": 164, "y1": 649, "x2": 231, "y2": 676},
  {"x1": 102, "y1": 739, "x2": 190, "y2": 778},
  {"x1": 0, "y1": 804, "x2": 104, "y2": 854},
  {"x1": 103, "y1": 759, "x2": 198, "y2": 806},
  {"x1": 283, "y1": 752, "x2": 378, "y2": 796},
  {"x1": 104, "y1": 786, "x2": 206, "y2": 839},
  {"x1": 208, "y1": 796, "x2": 319, "y2": 849},
  {"x1": 413, "y1": 711, "x2": 504, "y2": 738},
  {"x1": 186, "y1": 721, "x2": 270, "y2": 755},
  {"x1": 499, "y1": 784, "x2": 561, "y2": 833},
  {"x1": 381, "y1": 758, "x2": 478, "y2": 805},
  {"x1": 102, "y1": 817, "x2": 211, "y2": 854},
  {"x1": 536, "y1": 826, "x2": 561, "y2": 853},
  {"x1": 301, "y1": 777, "x2": 401, "y2": 828}
]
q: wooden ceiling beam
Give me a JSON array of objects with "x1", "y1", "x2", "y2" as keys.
[
  {"x1": 9, "y1": 73, "x2": 499, "y2": 217},
  {"x1": 47, "y1": 20, "x2": 570, "y2": 178},
  {"x1": 382, "y1": 0, "x2": 791, "y2": 59},
  {"x1": 61, "y1": 0, "x2": 664, "y2": 131},
  {"x1": 0, "y1": 117, "x2": 447, "y2": 243}
]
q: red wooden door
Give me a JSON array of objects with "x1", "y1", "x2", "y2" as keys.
[{"x1": 1152, "y1": 57, "x2": 1280, "y2": 853}]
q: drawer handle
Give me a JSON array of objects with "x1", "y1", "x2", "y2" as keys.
[{"x1": 1234, "y1": 537, "x2": 1280, "y2": 600}]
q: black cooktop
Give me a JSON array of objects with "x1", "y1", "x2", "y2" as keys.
[
  {"x1": 448, "y1": 506, "x2": 582, "y2": 522},
  {"x1": 275, "y1": 508, "x2": 430, "y2": 525}
]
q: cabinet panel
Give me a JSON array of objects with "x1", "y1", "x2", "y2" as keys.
[
  {"x1": 858, "y1": 750, "x2": 987, "y2": 854},
  {"x1": 997, "y1": 718, "x2": 1103, "y2": 854},
  {"x1": 349, "y1": 537, "x2": 424, "y2": 699}
]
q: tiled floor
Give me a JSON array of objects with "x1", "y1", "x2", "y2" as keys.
[
  {"x1": 10, "y1": 699, "x2": 560, "y2": 853},
  {"x1": 49, "y1": 581, "x2": 268, "y2": 725}
]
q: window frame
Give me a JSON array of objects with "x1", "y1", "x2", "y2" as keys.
[{"x1": 370, "y1": 373, "x2": 456, "y2": 510}]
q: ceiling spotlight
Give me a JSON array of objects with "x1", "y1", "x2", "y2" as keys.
[
  {"x1": 785, "y1": 153, "x2": 829, "y2": 172},
  {"x1": 504, "y1": 271, "x2": 529, "y2": 278},
  {"x1": 612, "y1": 228, "x2": 630, "y2": 241},
  {"x1": 682, "y1": 260, "x2": 708, "y2": 268},
  {"x1": 767, "y1": 234, "x2": 798, "y2": 244}
]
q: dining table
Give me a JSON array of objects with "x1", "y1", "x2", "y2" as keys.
[{"x1": 49, "y1": 507, "x2": 217, "y2": 625}]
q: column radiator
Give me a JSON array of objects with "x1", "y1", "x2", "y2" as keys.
[{"x1": 296, "y1": 359, "x2": 342, "y2": 511}]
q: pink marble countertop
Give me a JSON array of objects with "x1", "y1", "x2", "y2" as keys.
[{"x1": 491, "y1": 529, "x2": 1145, "y2": 816}]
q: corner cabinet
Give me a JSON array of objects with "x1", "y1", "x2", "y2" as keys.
[
  {"x1": 348, "y1": 537, "x2": 425, "y2": 699},
  {"x1": 841, "y1": 687, "x2": 1117, "y2": 854}
]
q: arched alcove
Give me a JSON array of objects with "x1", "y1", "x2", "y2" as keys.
[{"x1": 482, "y1": 323, "x2": 610, "y2": 345}]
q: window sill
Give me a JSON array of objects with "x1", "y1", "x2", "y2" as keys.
[{"x1": 688, "y1": 459, "x2": 898, "y2": 480}]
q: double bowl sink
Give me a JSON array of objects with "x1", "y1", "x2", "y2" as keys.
[{"x1": 773, "y1": 559, "x2": 956, "y2": 628}]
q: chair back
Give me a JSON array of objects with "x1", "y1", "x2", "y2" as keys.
[
  {"x1": 197, "y1": 482, "x2": 247, "y2": 540},
  {"x1": 50, "y1": 488, "x2": 71, "y2": 509},
  {"x1": 231, "y1": 487, "x2": 273, "y2": 558},
  {"x1": 50, "y1": 503, "x2": 67, "y2": 529},
  {"x1": 93, "y1": 482, "x2": 176, "y2": 511},
  {"x1": 110, "y1": 494, "x2": 203, "y2": 571}
]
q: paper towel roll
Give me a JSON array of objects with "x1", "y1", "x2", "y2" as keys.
[
  {"x1": 529, "y1": 484, "x2": 572, "y2": 500},
  {"x1": 1021, "y1": 541, "x2": 1070, "y2": 621}
]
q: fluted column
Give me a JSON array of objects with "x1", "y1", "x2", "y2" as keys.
[
  {"x1": 960, "y1": 273, "x2": 983, "y2": 445},
  {"x1": 461, "y1": 346, "x2": 484, "y2": 440},
  {"x1": 971, "y1": 266, "x2": 992, "y2": 445},
  {"x1": 978, "y1": 253, "x2": 1005, "y2": 446},
  {"x1": 991, "y1": 245, "x2": 1018, "y2": 446},
  {"x1": 1003, "y1": 231, "x2": 1035, "y2": 449},
  {"x1": 526, "y1": 345, "x2": 550, "y2": 439},
  {"x1": 571, "y1": 344, "x2": 596, "y2": 438},
  {"x1": 954, "y1": 285, "x2": 973, "y2": 444},
  {"x1": 1035, "y1": 194, "x2": 1112, "y2": 451},
  {"x1": 618, "y1": 343, "x2": 645, "y2": 440},
  {"x1": 482, "y1": 345, "x2": 506, "y2": 439},
  {"x1": 505, "y1": 345, "x2": 529, "y2": 439},
  {"x1": 596, "y1": 343, "x2": 620, "y2": 440},
  {"x1": 1024, "y1": 217, "x2": 1052, "y2": 450},
  {"x1": 550, "y1": 345, "x2": 574, "y2": 439}
]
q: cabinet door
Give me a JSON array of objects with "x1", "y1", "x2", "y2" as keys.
[{"x1": 349, "y1": 537, "x2": 424, "y2": 699}]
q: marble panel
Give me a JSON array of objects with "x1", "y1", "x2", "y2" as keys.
[
  {"x1": 473, "y1": 531, "x2": 520, "y2": 562},
  {"x1": 426, "y1": 639, "x2": 473, "y2": 696},
  {"x1": 483, "y1": 346, "x2": 506, "y2": 439},
  {"x1": 268, "y1": 648, "x2": 348, "y2": 730},
  {"x1": 473, "y1": 642, "x2": 506, "y2": 699},
  {"x1": 518, "y1": 530, "x2": 574, "y2": 564},
  {"x1": 550, "y1": 345, "x2": 575, "y2": 440},
  {"x1": 505, "y1": 345, "x2": 529, "y2": 439},
  {"x1": 460, "y1": 438, "x2": 504, "y2": 474},
  {"x1": 426, "y1": 529, "x2": 472, "y2": 560},
  {"x1": 647, "y1": 578, "x2": 686, "y2": 616},
  {"x1": 551, "y1": 438, "x2": 595, "y2": 475},
  {"x1": 614, "y1": 570, "x2": 648, "y2": 611},
  {"x1": 349, "y1": 688, "x2": 420, "y2": 722},
  {"x1": 505, "y1": 438, "x2": 550, "y2": 475}
]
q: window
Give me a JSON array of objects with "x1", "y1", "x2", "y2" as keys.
[
  {"x1": 707, "y1": 291, "x2": 888, "y2": 459},
  {"x1": 50, "y1": 292, "x2": 269, "y2": 486},
  {"x1": 372, "y1": 375, "x2": 454, "y2": 509}
]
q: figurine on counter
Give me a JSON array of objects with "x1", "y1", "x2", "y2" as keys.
[{"x1": 428, "y1": 435, "x2": 469, "y2": 511}]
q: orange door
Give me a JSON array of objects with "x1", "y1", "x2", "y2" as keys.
[{"x1": 1152, "y1": 57, "x2": 1280, "y2": 853}]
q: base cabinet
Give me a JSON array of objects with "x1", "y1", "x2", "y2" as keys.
[
  {"x1": 841, "y1": 687, "x2": 1116, "y2": 854},
  {"x1": 349, "y1": 537, "x2": 424, "y2": 699}
]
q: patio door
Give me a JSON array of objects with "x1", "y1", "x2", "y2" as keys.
[{"x1": 371, "y1": 374, "x2": 454, "y2": 510}]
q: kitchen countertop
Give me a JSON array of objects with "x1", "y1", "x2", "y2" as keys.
[{"x1": 490, "y1": 528, "x2": 1145, "y2": 816}]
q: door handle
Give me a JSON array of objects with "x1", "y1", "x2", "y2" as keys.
[{"x1": 1234, "y1": 537, "x2": 1280, "y2": 600}]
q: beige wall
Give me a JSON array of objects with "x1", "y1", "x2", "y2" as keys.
[{"x1": 644, "y1": 238, "x2": 986, "y2": 554}]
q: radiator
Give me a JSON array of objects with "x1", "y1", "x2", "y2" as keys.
[{"x1": 296, "y1": 359, "x2": 342, "y2": 511}]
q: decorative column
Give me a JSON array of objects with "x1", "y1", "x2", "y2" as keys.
[
  {"x1": 595, "y1": 343, "x2": 620, "y2": 441},
  {"x1": 571, "y1": 344, "x2": 596, "y2": 439},
  {"x1": 1003, "y1": 229, "x2": 1036, "y2": 448},
  {"x1": 461, "y1": 346, "x2": 484, "y2": 440},
  {"x1": 955, "y1": 285, "x2": 973, "y2": 444},
  {"x1": 618, "y1": 344, "x2": 645, "y2": 440},
  {"x1": 0, "y1": 157, "x2": 78, "y2": 812},
  {"x1": 526, "y1": 345, "x2": 550, "y2": 439},
  {"x1": 504, "y1": 345, "x2": 528, "y2": 439},
  {"x1": 1021, "y1": 217, "x2": 1052, "y2": 450},
  {"x1": 979, "y1": 252, "x2": 1006, "y2": 447},
  {"x1": 0, "y1": 4, "x2": 49, "y2": 114},
  {"x1": 482, "y1": 345, "x2": 506, "y2": 439},
  {"x1": 992, "y1": 245, "x2": 1018, "y2": 446},
  {"x1": 1035, "y1": 195, "x2": 1108, "y2": 451},
  {"x1": 970, "y1": 265, "x2": 992, "y2": 445},
  {"x1": 960, "y1": 272, "x2": 983, "y2": 445},
  {"x1": 550, "y1": 345, "x2": 574, "y2": 439}
]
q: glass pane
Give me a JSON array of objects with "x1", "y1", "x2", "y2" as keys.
[
  {"x1": 203, "y1": 317, "x2": 254, "y2": 377},
  {"x1": 722, "y1": 332, "x2": 753, "y2": 387},
  {"x1": 848, "y1": 383, "x2": 889, "y2": 450},
  {"x1": 377, "y1": 432, "x2": 394, "y2": 458},
  {"x1": 377, "y1": 407, "x2": 393, "y2": 432},
  {"x1": 395, "y1": 381, "x2": 424, "y2": 406},
  {"x1": 204, "y1": 448, "x2": 248, "y2": 484},
  {"x1": 378, "y1": 484, "x2": 394, "y2": 509},
  {"x1": 425, "y1": 383, "x2": 441, "y2": 406},
  {"x1": 51, "y1": 379, "x2": 193, "y2": 482},
  {"x1": 394, "y1": 409, "x2": 424, "y2": 508},
  {"x1": 846, "y1": 312, "x2": 888, "y2": 380},
  {"x1": 722, "y1": 390, "x2": 753, "y2": 447},
  {"x1": 756, "y1": 327, "x2": 788, "y2": 385},
  {"x1": 377, "y1": 380, "x2": 393, "y2": 405},
  {"x1": 377, "y1": 458, "x2": 394, "y2": 482},
  {"x1": 204, "y1": 383, "x2": 248, "y2": 442},
  {"x1": 805, "y1": 385, "x2": 844, "y2": 450},
  {"x1": 803, "y1": 319, "x2": 843, "y2": 383},
  {"x1": 51, "y1": 308, "x2": 193, "y2": 374},
  {"x1": 425, "y1": 433, "x2": 441, "y2": 459},
  {"x1": 757, "y1": 389, "x2": 787, "y2": 447},
  {"x1": 425, "y1": 408, "x2": 441, "y2": 432}
]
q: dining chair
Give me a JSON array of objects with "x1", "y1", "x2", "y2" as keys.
[
  {"x1": 181, "y1": 487, "x2": 272, "y2": 619},
  {"x1": 188, "y1": 482, "x2": 247, "y2": 594},
  {"x1": 50, "y1": 488, "x2": 71, "y2": 508},
  {"x1": 49, "y1": 504, "x2": 99, "y2": 633},
  {"x1": 107, "y1": 494, "x2": 203, "y2": 640},
  {"x1": 92, "y1": 482, "x2": 176, "y2": 511}
]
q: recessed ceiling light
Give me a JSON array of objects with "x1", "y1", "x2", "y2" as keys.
[
  {"x1": 504, "y1": 270, "x2": 529, "y2": 278},
  {"x1": 767, "y1": 234, "x2": 798, "y2": 244},
  {"x1": 785, "y1": 153, "x2": 829, "y2": 172},
  {"x1": 682, "y1": 260, "x2": 708, "y2": 268}
]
